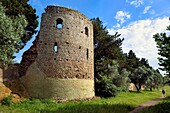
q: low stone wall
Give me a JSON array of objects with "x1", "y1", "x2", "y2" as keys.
[
  {"x1": 129, "y1": 83, "x2": 145, "y2": 91},
  {"x1": 21, "y1": 62, "x2": 94, "y2": 99}
]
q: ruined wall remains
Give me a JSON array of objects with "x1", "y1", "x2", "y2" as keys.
[{"x1": 20, "y1": 6, "x2": 94, "y2": 99}]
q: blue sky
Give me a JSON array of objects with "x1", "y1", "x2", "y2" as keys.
[{"x1": 14, "y1": 0, "x2": 170, "y2": 74}]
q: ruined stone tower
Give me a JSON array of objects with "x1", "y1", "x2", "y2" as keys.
[{"x1": 20, "y1": 6, "x2": 94, "y2": 99}]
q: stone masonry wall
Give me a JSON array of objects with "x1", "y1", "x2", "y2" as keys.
[
  {"x1": 36, "y1": 6, "x2": 94, "y2": 79},
  {"x1": 20, "y1": 6, "x2": 94, "y2": 99}
]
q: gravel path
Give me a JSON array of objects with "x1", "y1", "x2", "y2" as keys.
[{"x1": 129, "y1": 97, "x2": 164, "y2": 113}]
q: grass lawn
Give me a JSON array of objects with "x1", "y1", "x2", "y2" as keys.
[
  {"x1": 140, "y1": 86, "x2": 170, "y2": 113},
  {"x1": 0, "y1": 87, "x2": 169, "y2": 113}
]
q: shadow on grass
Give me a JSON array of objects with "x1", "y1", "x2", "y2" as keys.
[
  {"x1": 140, "y1": 96, "x2": 170, "y2": 113},
  {"x1": 129, "y1": 90, "x2": 142, "y2": 93},
  {"x1": 39, "y1": 103, "x2": 135, "y2": 113}
]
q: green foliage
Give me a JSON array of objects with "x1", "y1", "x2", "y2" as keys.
[
  {"x1": 1, "y1": 0, "x2": 38, "y2": 48},
  {"x1": 145, "y1": 69, "x2": 163, "y2": 90},
  {"x1": 0, "y1": 3, "x2": 27, "y2": 68},
  {"x1": 153, "y1": 23, "x2": 170, "y2": 76},
  {"x1": 124, "y1": 50, "x2": 163, "y2": 92},
  {"x1": 119, "y1": 69, "x2": 131, "y2": 91},
  {"x1": 92, "y1": 18, "x2": 127, "y2": 97},
  {"x1": 125, "y1": 50, "x2": 140, "y2": 72},
  {"x1": 129, "y1": 66, "x2": 149, "y2": 92},
  {"x1": 95, "y1": 73, "x2": 119, "y2": 97},
  {"x1": 2, "y1": 96, "x2": 13, "y2": 106},
  {"x1": 163, "y1": 75, "x2": 170, "y2": 85}
]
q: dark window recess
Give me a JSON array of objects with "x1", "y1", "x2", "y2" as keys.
[
  {"x1": 54, "y1": 58, "x2": 56, "y2": 60},
  {"x1": 86, "y1": 49, "x2": 89, "y2": 60},
  {"x1": 66, "y1": 41, "x2": 69, "y2": 44},
  {"x1": 79, "y1": 46, "x2": 81, "y2": 49},
  {"x1": 85, "y1": 27, "x2": 88, "y2": 36},
  {"x1": 54, "y1": 42, "x2": 58, "y2": 53},
  {"x1": 56, "y1": 18, "x2": 63, "y2": 28}
]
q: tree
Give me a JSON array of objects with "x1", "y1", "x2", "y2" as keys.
[
  {"x1": 1, "y1": 0, "x2": 38, "y2": 50},
  {"x1": 95, "y1": 60, "x2": 130, "y2": 97},
  {"x1": 129, "y1": 66, "x2": 150, "y2": 92},
  {"x1": 125, "y1": 50, "x2": 140, "y2": 72},
  {"x1": 91, "y1": 18, "x2": 127, "y2": 97},
  {"x1": 92, "y1": 18, "x2": 124, "y2": 75},
  {"x1": 0, "y1": 3, "x2": 27, "y2": 69},
  {"x1": 145, "y1": 68, "x2": 163, "y2": 91},
  {"x1": 153, "y1": 22, "x2": 170, "y2": 76}
]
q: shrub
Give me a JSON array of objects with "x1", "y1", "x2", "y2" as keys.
[
  {"x1": 95, "y1": 74, "x2": 119, "y2": 97},
  {"x1": 2, "y1": 96, "x2": 13, "y2": 106}
]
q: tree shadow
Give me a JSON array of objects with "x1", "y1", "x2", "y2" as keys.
[
  {"x1": 39, "y1": 103, "x2": 135, "y2": 113},
  {"x1": 129, "y1": 90, "x2": 142, "y2": 93}
]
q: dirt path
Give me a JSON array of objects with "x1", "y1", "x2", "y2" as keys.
[{"x1": 129, "y1": 97, "x2": 164, "y2": 113}]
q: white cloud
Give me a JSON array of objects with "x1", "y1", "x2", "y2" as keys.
[
  {"x1": 108, "y1": 17, "x2": 170, "y2": 70},
  {"x1": 115, "y1": 11, "x2": 131, "y2": 26},
  {"x1": 127, "y1": 0, "x2": 144, "y2": 7},
  {"x1": 143, "y1": 6, "x2": 152, "y2": 14}
]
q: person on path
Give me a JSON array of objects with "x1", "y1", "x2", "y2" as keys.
[{"x1": 162, "y1": 89, "x2": 165, "y2": 98}]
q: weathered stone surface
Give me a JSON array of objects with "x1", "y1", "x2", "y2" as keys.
[
  {"x1": 19, "y1": 34, "x2": 38, "y2": 77},
  {"x1": 21, "y1": 62, "x2": 94, "y2": 99},
  {"x1": 36, "y1": 6, "x2": 94, "y2": 79},
  {"x1": 20, "y1": 6, "x2": 94, "y2": 99}
]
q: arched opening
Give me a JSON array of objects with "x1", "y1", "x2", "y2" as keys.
[
  {"x1": 54, "y1": 42, "x2": 58, "y2": 53},
  {"x1": 56, "y1": 18, "x2": 63, "y2": 28},
  {"x1": 85, "y1": 27, "x2": 88, "y2": 36}
]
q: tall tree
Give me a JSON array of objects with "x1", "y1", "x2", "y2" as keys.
[
  {"x1": 1, "y1": 0, "x2": 38, "y2": 50},
  {"x1": 0, "y1": 3, "x2": 27, "y2": 69},
  {"x1": 153, "y1": 22, "x2": 170, "y2": 76},
  {"x1": 125, "y1": 50, "x2": 140, "y2": 72},
  {"x1": 91, "y1": 18, "x2": 127, "y2": 97}
]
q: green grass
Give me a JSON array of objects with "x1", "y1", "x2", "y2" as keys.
[
  {"x1": 0, "y1": 88, "x2": 168, "y2": 113},
  {"x1": 140, "y1": 86, "x2": 170, "y2": 113}
]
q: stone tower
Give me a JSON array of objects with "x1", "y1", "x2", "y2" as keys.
[{"x1": 20, "y1": 6, "x2": 94, "y2": 99}]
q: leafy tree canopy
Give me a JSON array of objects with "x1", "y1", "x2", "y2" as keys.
[
  {"x1": 1, "y1": 0, "x2": 38, "y2": 50},
  {"x1": 92, "y1": 18, "x2": 129, "y2": 97},
  {"x1": 0, "y1": 3, "x2": 27, "y2": 69},
  {"x1": 153, "y1": 22, "x2": 170, "y2": 76}
]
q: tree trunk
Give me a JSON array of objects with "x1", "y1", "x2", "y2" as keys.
[
  {"x1": 150, "y1": 87, "x2": 152, "y2": 91},
  {"x1": 135, "y1": 84, "x2": 140, "y2": 92}
]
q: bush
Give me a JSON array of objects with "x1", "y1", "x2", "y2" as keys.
[
  {"x1": 2, "y1": 96, "x2": 13, "y2": 106},
  {"x1": 95, "y1": 74, "x2": 120, "y2": 97}
]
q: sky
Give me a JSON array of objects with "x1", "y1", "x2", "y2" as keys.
[{"x1": 14, "y1": 0, "x2": 170, "y2": 74}]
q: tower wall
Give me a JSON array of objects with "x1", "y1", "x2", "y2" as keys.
[{"x1": 20, "y1": 6, "x2": 94, "y2": 99}]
